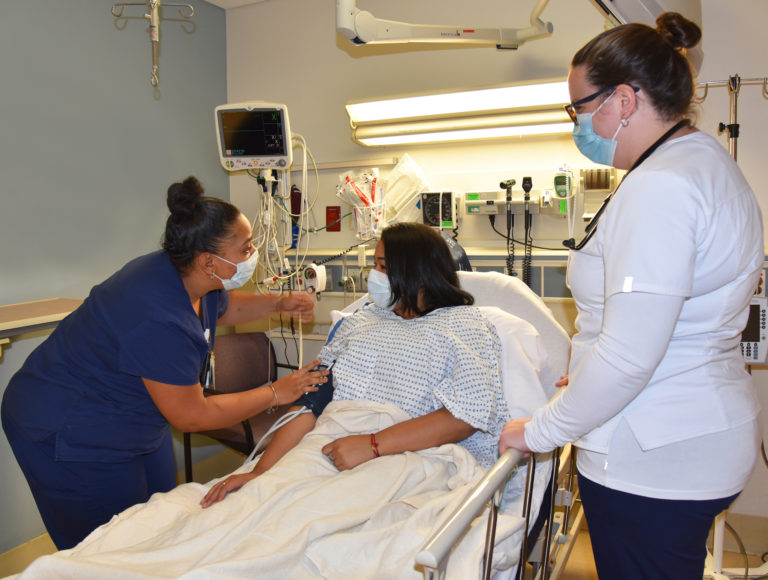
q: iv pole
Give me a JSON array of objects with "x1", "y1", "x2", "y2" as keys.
[
  {"x1": 697, "y1": 74, "x2": 768, "y2": 162},
  {"x1": 111, "y1": 0, "x2": 194, "y2": 87},
  {"x1": 697, "y1": 73, "x2": 768, "y2": 580}
]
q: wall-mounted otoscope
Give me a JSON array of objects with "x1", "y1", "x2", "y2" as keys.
[
  {"x1": 500, "y1": 179, "x2": 516, "y2": 277},
  {"x1": 500, "y1": 178, "x2": 516, "y2": 227},
  {"x1": 521, "y1": 177, "x2": 533, "y2": 287}
]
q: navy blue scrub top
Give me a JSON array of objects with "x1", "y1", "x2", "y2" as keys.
[{"x1": 2, "y1": 251, "x2": 228, "y2": 462}]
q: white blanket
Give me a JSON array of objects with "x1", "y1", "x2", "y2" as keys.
[{"x1": 17, "y1": 401, "x2": 532, "y2": 580}]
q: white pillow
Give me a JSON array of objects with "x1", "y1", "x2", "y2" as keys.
[{"x1": 478, "y1": 306, "x2": 549, "y2": 418}]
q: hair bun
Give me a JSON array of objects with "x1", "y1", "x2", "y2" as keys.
[
  {"x1": 167, "y1": 176, "x2": 204, "y2": 221},
  {"x1": 656, "y1": 11, "x2": 702, "y2": 50}
]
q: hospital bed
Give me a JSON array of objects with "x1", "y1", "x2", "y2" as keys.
[
  {"x1": 10, "y1": 270, "x2": 572, "y2": 580},
  {"x1": 412, "y1": 271, "x2": 576, "y2": 580}
]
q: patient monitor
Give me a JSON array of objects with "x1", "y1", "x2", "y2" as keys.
[
  {"x1": 215, "y1": 102, "x2": 292, "y2": 171},
  {"x1": 741, "y1": 296, "x2": 768, "y2": 365}
]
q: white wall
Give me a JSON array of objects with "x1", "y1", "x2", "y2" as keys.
[
  {"x1": 698, "y1": 0, "x2": 768, "y2": 525},
  {"x1": 224, "y1": 0, "x2": 768, "y2": 526}
]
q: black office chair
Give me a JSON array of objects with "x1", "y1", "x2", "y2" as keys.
[{"x1": 183, "y1": 332, "x2": 291, "y2": 482}]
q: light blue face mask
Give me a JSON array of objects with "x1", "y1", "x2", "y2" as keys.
[
  {"x1": 366, "y1": 268, "x2": 397, "y2": 310},
  {"x1": 572, "y1": 92, "x2": 625, "y2": 167},
  {"x1": 213, "y1": 250, "x2": 258, "y2": 291}
]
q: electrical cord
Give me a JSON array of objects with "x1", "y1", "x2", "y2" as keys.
[
  {"x1": 505, "y1": 242, "x2": 516, "y2": 276},
  {"x1": 522, "y1": 206, "x2": 533, "y2": 286},
  {"x1": 314, "y1": 239, "x2": 374, "y2": 267},
  {"x1": 489, "y1": 216, "x2": 563, "y2": 251},
  {"x1": 244, "y1": 133, "x2": 321, "y2": 293},
  {"x1": 520, "y1": 178, "x2": 533, "y2": 287},
  {"x1": 289, "y1": 314, "x2": 299, "y2": 366},
  {"x1": 501, "y1": 214, "x2": 515, "y2": 277},
  {"x1": 276, "y1": 303, "x2": 300, "y2": 371}
]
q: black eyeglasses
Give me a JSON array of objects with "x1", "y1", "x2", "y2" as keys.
[
  {"x1": 564, "y1": 85, "x2": 640, "y2": 125},
  {"x1": 564, "y1": 85, "x2": 617, "y2": 124}
]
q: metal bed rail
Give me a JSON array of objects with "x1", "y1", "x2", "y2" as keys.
[
  {"x1": 530, "y1": 444, "x2": 583, "y2": 580},
  {"x1": 415, "y1": 444, "x2": 583, "y2": 580},
  {"x1": 415, "y1": 449, "x2": 525, "y2": 580}
]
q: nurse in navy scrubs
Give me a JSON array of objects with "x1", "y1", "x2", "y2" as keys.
[{"x1": 1, "y1": 176, "x2": 327, "y2": 549}]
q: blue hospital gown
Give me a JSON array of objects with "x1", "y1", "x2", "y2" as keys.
[{"x1": 319, "y1": 303, "x2": 509, "y2": 469}]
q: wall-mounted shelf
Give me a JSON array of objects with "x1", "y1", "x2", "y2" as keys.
[{"x1": 0, "y1": 298, "x2": 82, "y2": 358}]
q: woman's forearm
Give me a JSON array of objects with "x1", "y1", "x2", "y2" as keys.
[
  {"x1": 375, "y1": 407, "x2": 475, "y2": 456},
  {"x1": 217, "y1": 291, "x2": 315, "y2": 326},
  {"x1": 321, "y1": 407, "x2": 476, "y2": 471},
  {"x1": 143, "y1": 361, "x2": 327, "y2": 432},
  {"x1": 524, "y1": 291, "x2": 684, "y2": 452},
  {"x1": 251, "y1": 407, "x2": 316, "y2": 476}
]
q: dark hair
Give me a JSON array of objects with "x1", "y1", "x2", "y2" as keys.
[
  {"x1": 162, "y1": 176, "x2": 242, "y2": 272},
  {"x1": 572, "y1": 12, "x2": 701, "y2": 121},
  {"x1": 381, "y1": 222, "x2": 474, "y2": 316}
]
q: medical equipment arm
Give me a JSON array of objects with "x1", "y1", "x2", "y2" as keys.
[
  {"x1": 336, "y1": 0, "x2": 553, "y2": 49},
  {"x1": 524, "y1": 291, "x2": 684, "y2": 452}
]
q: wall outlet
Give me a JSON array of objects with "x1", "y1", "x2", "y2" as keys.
[
  {"x1": 360, "y1": 267, "x2": 371, "y2": 292},
  {"x1": 339, "y1": 266, "x2": 371, "y2": 292}
]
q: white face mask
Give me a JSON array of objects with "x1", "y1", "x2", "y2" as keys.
[
  {"x1": 367, "y1": 268, "x2": 396, "y2": 310},
  {"x1": 212, "y1": 250, "x2": 258, "y2": 291}
]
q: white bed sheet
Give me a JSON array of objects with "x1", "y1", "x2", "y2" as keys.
[
  {"x1": 14, "y1": 401, "x2": 531, "y2": 580},
  {"x1": 11, "y1": 276, "x2": 565, "y2": 580}
]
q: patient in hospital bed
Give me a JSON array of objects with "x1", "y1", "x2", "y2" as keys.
[
  {"x1": 202, "y1": 223, "x2": 516, "y2": 507},
  {"x1": 14, "y1": 223, "x2": 550, "y2": 580}
]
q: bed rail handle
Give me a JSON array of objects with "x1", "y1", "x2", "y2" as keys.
[{"x1": 415, "y1": 449, "x2": 525, "y2": 578}]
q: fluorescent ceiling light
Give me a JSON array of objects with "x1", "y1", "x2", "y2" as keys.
[
  {"x1": 346, "y1": 80, "x2": 572, "y2": 146},
  {"x1": 357, "y1": 123, "x2": 573, "y2": 146},
  {"x1": 347, "y1": 81, "x2": 569, "y2": 122}
]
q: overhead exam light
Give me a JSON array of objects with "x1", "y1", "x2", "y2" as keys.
[{"x1": 345, "y1": 80, "x2": 572, "y2": 147}]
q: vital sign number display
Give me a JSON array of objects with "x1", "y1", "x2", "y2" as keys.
[{"x1": 215, "y1": 102, "x2": 292, "y2": 171}]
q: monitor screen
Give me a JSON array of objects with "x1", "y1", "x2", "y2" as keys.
[
  {"x1": 215, "y1": 102, "x2": 292, "y2": 171},
  {"x1": 742, "y1": 303, "x2": 760, "y2": 342}
]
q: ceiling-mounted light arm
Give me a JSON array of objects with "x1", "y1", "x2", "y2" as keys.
[
  {"x1": 585, "y1": 0, "x2": 703, "y2": 27},
  {"x1": 336, "y1": 0, "x2": 553, "y2": 50}
]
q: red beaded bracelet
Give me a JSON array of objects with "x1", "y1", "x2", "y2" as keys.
[{"x1": 370, "y1": 433, "x2": 380, "y2": 457}]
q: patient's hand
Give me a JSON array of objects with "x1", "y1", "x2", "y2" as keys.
[
  {"x1": 322, "y1": 435, "x2": 376, "y2": 471},
  {"x1": 200, "y1": 472, "x2": 258, "y2": 508}
]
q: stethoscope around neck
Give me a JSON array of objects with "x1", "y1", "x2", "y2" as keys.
[
  {"x1": 562, "y1": 193, "x2": 610, "y2": 250},
  {"x1": 562, "y1": 119, "x2": 689, "y2": 251}
]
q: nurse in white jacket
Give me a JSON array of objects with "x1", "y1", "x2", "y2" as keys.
[{"x1": 499, "y1": 12, "x2": 763, "y2": 580}]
